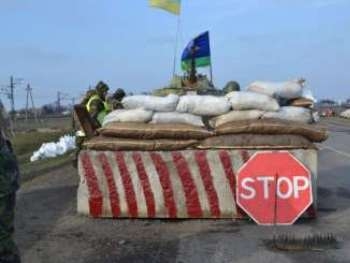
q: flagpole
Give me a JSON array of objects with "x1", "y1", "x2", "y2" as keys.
[
  {"x1": 172, "y1": 15, "x2": 181, "y2": 77},
  {"x1": 209, "y1": 32, "x2": 213, "y2": 84}
]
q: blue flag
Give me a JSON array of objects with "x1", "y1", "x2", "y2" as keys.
[{"x1": 181, "y1": 31, "x2": 211, "y2": 71}]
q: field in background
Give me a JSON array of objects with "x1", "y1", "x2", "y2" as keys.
[
  {"x1": 13, "y1": 116, "x2": 73, "y2": 132},
  {"x1": 11, "y1": 116, "x2": 74, "y2": 181}
]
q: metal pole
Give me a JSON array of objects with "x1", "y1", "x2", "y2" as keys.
[
  {"x1": 209, "y1": 64, "x2": 213, "y2": 85},
  {"x1": 172, "y1": 15, "x2": 181, "y2": 77},
  {"x1": 10, "y1": 76, "x2": 15, "y2": 119},
  {"x1": 25, "y1": 84, "x2": 29, "y2": 121}
]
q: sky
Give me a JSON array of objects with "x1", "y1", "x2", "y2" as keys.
[{"x1": 0, "y1": 0, "x2": 349, "y2": 109}]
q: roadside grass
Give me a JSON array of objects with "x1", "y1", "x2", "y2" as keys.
[{"x1": 12, "y1": 130, "x2": 75, "y2": 181}]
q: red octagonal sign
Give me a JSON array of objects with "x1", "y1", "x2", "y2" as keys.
[{"x1": 236, "y1": 151, "x2": 313, "y2": 225}]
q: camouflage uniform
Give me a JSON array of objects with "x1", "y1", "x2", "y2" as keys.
[{"x1": 0, "y1": 101, "x2": 20, "y2": 263}]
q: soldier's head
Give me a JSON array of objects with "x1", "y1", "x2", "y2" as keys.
[
  {"x1": 223, "y1": 81, "x2": 240, "y2": 94},
  {"x1": 95, "y1": 81, "x2": 109, "y2": 100},
  {"x1": 112, "y1": 88, "x2": 126, "y2": 101}
]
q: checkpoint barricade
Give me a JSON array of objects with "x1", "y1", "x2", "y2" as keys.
[{"x1": 77, "y1": 149, "x2": 317, "y2": 222}]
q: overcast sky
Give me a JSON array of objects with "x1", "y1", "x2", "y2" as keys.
[{"x1": 0, "y1": 0, "x2": 349, "y2": 109}]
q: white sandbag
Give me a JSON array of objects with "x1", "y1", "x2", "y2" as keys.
[
  {"x1": 247, "y1": 79, "x2": 304, "y2": 99},
  {"x1": 301, "y1": 88, "x2": 317, "y2": 102},
  {"x1": 102, "y1": 108, "x2": 153, "y2": 126},
  {"x1": 262, "y1": 106, "x2": 312, "y2": 123},
  {"x1": 122, "y1": 94, "x2": 179, "y2": 112},
  {"x1": 340, "y1": 109, "x2": 350, "y2": 119},
  {"x1": 176, "y1": 95, "x2": 231, "y2": 116},
  {"x1": 151, "y1": 112, "x2": 205, "y2": 127},
  {"x1": 209, "y1": 110, "x2": 264, "y2": 128},
  {"x1": 226, "y1": 91, "x2": 279, "y2": 111}
]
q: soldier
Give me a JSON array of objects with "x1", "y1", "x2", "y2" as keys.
[
  {"x1": 86, "y1": 81, "x2": 110, "y2": 127},
  {"x1": 0, "y1": 100, "x2": 21, "y2": 263},
  {"x1": 107, "y1": 88, "x2": 126, "y2": 110}
]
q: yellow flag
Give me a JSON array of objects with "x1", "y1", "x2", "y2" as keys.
[{"x1": 150, "y1": 0, "x2": 181, "y2": 15}]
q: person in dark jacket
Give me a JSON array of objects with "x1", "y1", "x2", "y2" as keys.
[{"x1": 0, "y1": 100, "x2": 20, "y2": 263}]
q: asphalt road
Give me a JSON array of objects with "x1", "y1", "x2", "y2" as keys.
[{"x1": 15, "y1": 118, "x2": 350, "y2": 263}]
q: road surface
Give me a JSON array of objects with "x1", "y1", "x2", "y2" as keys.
[{"x1": 15, "y1": 118, "x2": 350, "y2": 263}]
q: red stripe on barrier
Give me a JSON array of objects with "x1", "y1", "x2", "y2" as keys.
[
  {"x1": 81, "y1": 153, "x2": 103, "y2": 218},
  {"x1": 219, "y1": 150, "x2": 245, "y2": 218},
  {"x1": 172, "y1": 152, "x2": 203, "y2": 218},
  {"x1": 98, "y1": 153, "x2": 120, "y2": 218},
  {"x1": 240, "y1": 150, "x2": 251, "y2": 163},
  {"x1": 132, "y1": 152, "x2": 156, "y2": 218},
  {"x1": 195, "y1": 151, "x2": 221, "y2": 218},
  {"x1": 115, "y1": 152, "x2": 138, "y2": 218},
  {"x1": 150, "y1": 153, "x2": 177, "y2": 218}
]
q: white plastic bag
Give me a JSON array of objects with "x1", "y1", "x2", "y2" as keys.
[
  {"x1": 151, "y1": 112, "x2": 205, "y2": 127},
  {"x1": 30, "y1": 135, "x2": 76, "y2": 162},
  {"x1": 262, "y1": 106, "x2": 312, "y2": 123},
  {"x1": 176, "y1": 95, "x2": 231, "y2": 116},
  {"x1": 226, "y1": 91, "x2": 279, "y2": 111},
  {"x1": 122, "y1": 94, "x2": 179, "y2": 112},
  {"x1": 102, "y1": 108, "x2": 153, "y2": 126},
  {"x1": 247, "y1": 79, "x2": 304, "y2": 99},
  {"x1": 210, "y1": 110, "x2": 264, "y2": 128}
]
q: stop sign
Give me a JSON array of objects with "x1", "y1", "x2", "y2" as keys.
[{"x1": 236, "y1": 151, "x2": 313, "y2": 225}]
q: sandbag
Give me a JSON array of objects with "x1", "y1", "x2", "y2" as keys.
[
  {"x1": 150, "y1": 112, "x2": 205, "y2": 127},
  {"x1": 262, "y1": 106, "x2": 312, "y2": 123},
  {"x1": 83, "y1": 136, "x2": 198, "y2": 151},
  {"x1": 122, "y1": 94, "x2": 179, "y2": 112},
  {"x1": 340, "y1": 109, "x2": 350, "y2": 119},
  {"x1": 289, "y1": 98, "x2": 314, "y2": 108},
  {"x1": 215, "y1": 119, "x2": 328, "y2": 142},
  {"x1": 176, "y1": 95, "x2": 231, "y2": 116},
  {"x1": 226, "y1": 91, "x2": 279, "y2": 111},
  {"x1": 209, "y1": 110, "x2": 264, "y2": 128},
  {"x1": 198, "y1": 134, "x2": 315, "y2": 149},
  {"x1": 99, "y1": 122, "x2": 213, "y2": 140},
  {"x1": 102, "y1": 109, "x2": 153, "y2": 126},
  {"x1": 247, "y1": 79, "x2": 304, "y2": 99}
]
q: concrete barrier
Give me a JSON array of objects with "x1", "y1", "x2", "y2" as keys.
[{"x1": 77, "y1": 149, "x2": 317, "y2": 219}]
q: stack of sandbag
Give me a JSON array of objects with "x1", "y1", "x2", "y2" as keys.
[
  {"x1": 199, "y1": 119, "x2": 328, "y2": 150},
  {"x1": 209, "y1": 91, "x2": 279, "y2": 128},
  {"x1": 85, "y1": 94, "x2": 217, "y2": 151},
  {"x1": 340, "y1": 109, "x2": 350, "y2": 119},
  {"x1": 103, "y1": 94, "x2": 211, "y2": 127},
  {"x1": 246, "y1": 79, "x2": 316, "y2": 123},
  {"x1": 84, "y1": 122, "x2": 213, "y2": 151}
]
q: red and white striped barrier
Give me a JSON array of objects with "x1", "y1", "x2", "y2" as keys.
[{"x1": 77, "y1": 149, "x2": 317, "y2": 219}]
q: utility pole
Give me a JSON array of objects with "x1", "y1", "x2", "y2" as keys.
[
  {"x1": 56, "y1": 91, "x2": 69, "y2": 114},
  {"x1": 57, "y1": 91, "x2": 61, "y2": 113},
  {"x1": 0, "y1": 76, "x2": 23, "y2": 122},
  {"x1": 25, "y1": 84, "x2": 37, "y2": 121},
  {"x1": 9, "y1": 76, "x2": 15, "y2": 115}
]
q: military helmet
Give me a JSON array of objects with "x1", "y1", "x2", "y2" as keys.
[
  {"x1": 223, "y1": 81, "x2": 240, "y2": 94},
  {"x1": 95, "y1": 81, "x2": 109, "y2": 93},
  {"x1": 113, "y1": 88, "x2": 126, "y2": 100}
]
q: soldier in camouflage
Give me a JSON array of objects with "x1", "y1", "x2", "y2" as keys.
[{"x1": 0, "y1": 100, "x2": 21, "y2": 263}]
